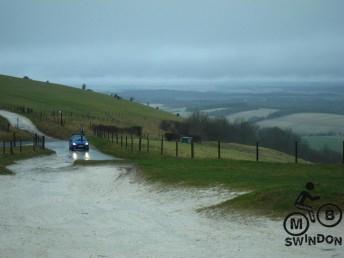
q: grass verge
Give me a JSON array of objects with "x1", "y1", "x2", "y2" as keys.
[{"x1": 0, "y1": 147, "x2": 54, "y2": 175}]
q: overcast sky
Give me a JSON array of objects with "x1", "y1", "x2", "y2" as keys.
[{"x1": 0, "y1": 0, "x2": 343, "y2": 91}]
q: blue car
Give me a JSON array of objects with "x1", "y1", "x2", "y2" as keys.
[{"x1": 69, "y1": 134, "x2": 89, "y2": 151}]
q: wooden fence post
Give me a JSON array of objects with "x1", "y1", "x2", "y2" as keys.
[
  {"x1": 111, "y1": 132, "x2": 114, "y2": 143},
  {"x1": 139, "y1": 137, "x2": 142, "y2": 151},
  {"x1": 10, "y1": 141, "x2": 13, "y2": 155},
  {"x1": 217, "y1": 140, "x2": 221, "y2": 159},
  {"x1": 125, "y1": 136, "x2": 128, "y2": 149},
  {"x1": 130, "y1": 135, "x2": 134, "y2": 152},
  {"x1": 295, "y1": 141, "x2": 298, "y2": 164},
  {"x1": 116, "y1": 134, "x2": 118, "y2": 144},
  {"x1": 42, "y1": 136, "x2": 45, "y2": 149},
  {"x1": 176, "y1": 140, "x2": 178, "y2": 157},
  {"x1": 146, "y1": 136, "x2": 149, "y2": 153},
  {"x1": 60, "y1": 111, "x2": 63, "y2": 126},
  {"x1": 256, "y1": 142, "x2": 259, "y2": 162},
  {"x1": 13, "y1": 132, "x2": 16, "y2": 147},
  {"x1": 120, "y1": 135, "x2": 123, "y2": 148},
  {"x1": 160, "y1": 136, "x2": 164, "y2": 155},
  {"x1": 191, "y1": 139, "x2": 194, "y2": 159}
]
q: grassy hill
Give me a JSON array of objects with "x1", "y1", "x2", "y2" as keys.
[
  {"x1": 0, "y1": 74, "x2": 179, "y2": 138},
  {"x1": 0, "y1": 74, "x2": 303, "y2": 163}
]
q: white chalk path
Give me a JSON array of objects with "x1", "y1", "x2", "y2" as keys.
[{"x1": 0, "y1": 111, "x2": 343, "y2": 258}]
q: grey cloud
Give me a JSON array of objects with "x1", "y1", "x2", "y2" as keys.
[{"x1": 0, "y1": 0, "x2": 343, "y2": 90}]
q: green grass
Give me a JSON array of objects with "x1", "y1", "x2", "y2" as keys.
[
  {"x1": 257, "y1": 112, "x2": 344, "y2": 135},
  {"x1": 0, "y1": 146, "x2": 54, "y2": 175},
  {"x1": 89, "y1": 136, "x2": 344, "y2": 217},
  {"x1": 0, "y1": 74, "x2": 180, "y2": 139}
]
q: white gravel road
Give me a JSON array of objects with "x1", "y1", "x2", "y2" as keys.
[{"x1": 0, "y1": 110, "x2": 343, "y2": 258}]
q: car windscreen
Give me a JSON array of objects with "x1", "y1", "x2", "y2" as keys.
[{"x1": 71, "y1": 135, "x2": 86, "y2": 141}]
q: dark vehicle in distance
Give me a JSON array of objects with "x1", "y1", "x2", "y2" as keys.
[{"x1": 69, "y1": 134, "x2": 89, "y2": 151}]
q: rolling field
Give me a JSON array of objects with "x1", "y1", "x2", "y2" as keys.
[
  {"x1": 226, "y1": 108, "x2": 278, "y2": 122},
  {"x1": 257, "y1": 112, "x2": 344, "y2": 135}
]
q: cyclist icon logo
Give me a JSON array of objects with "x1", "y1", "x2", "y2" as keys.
[{"x1": 283, "y1": 182, "x2": 342, "y2": 236}]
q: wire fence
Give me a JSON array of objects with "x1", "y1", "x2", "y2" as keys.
[
  {"x1": 0, "y1": 133, "x2": 45, "y2": 155},
  {"x1": 92, "y1": 127, "x2": 344, "y2": 164},
  {"x1": 2, "y1": 104, "x2": 344, "y2": 163}
]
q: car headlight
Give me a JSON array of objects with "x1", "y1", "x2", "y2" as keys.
[
  {"x1": 72, "y1": 142, "x2": 76, "y2": 146},
  {"x1": 85, "y1": 142, "x2": 89, "y2": 145}
]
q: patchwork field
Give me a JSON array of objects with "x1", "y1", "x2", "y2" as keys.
[
  {"x1": 257, "y1": 113, "x2": 344, "y2": 135},
  {"x1": 226, "y1": 108, "x2": 278, "y2": 122},
  {"x1": 150, "y1": 104, "x2": 192, "y2": 118}
]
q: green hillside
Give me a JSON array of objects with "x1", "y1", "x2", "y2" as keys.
[
  {"x1": 0, "y1": 74, "x2": 305, "y2": 163},
  {"x1": 0, "y1": 74, "x2": 179, "y2": 138}
]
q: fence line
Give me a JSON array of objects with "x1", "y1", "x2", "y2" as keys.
[
  {"x1": 92, "y1": 128, "x2": 344, "y2": 164},
  {"x1": 92, "y1": 129, "x2": 287, "y2": 163},
  {"x1": 0, "y1": 134, "x2": 45, "y2": 155}
]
